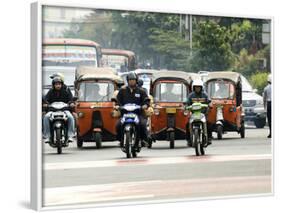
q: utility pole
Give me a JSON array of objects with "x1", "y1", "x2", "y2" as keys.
[{"x1": 190, "y1": 14, "x2": 192, "y2": 56}]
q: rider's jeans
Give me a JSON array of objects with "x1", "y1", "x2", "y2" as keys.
[{"x1": 43, "y1": 110, "x2": 75, "y2": 139}]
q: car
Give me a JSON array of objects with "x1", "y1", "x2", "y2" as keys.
[{"x1": 241, "y1": 75, "x2": 266, "y2": 128}]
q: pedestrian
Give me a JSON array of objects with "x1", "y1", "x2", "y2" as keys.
[{"x1": 263, "y1": 74, "x2": 272, "y2": 138}]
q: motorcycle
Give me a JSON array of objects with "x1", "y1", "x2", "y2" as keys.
[
  {"x1": 119, "y1": 103, "x2": 142, "y2": 158},
  {"x1": 47, "y1": 102, "x2": 71, "y2": 154},
  {"x1": 186, "y1": 102, "x2": 209, "y2": 156}
]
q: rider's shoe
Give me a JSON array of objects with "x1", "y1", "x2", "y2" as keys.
[
  {"x1": 68, "y1": 137, "x2": 75, "y2": 143},
  {"x1": 43, "y1": 137, "x2": 50, "y2": 144}
]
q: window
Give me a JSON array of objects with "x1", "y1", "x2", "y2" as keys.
[
  {"x1": 154, "y1": 82, "x2": 187, "y2": 102},
  {"x1": 207, "y1": 80, "x2": 235, "y2": 99},
  {"x1": 78, "y1": 82, "x2": 114, "y2": 102},
  {"x1": 43, "y1": 45, "x2": 98, "y2": 67}
]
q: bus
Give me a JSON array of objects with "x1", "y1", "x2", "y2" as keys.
[
  {"x1": 42, "y1": 38, "x2": 102, "y2": 95},
  {"x1": 101, "y1": 49, "x2": 137, "y2": 74}
]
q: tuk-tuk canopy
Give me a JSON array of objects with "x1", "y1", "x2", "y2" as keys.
[
  {"x1": 206, "y1": 71, "x2": 241, "y2": 84},
  {"x1": 151, "y1": 70, "x2": 197, "y2": 85},
  {"x1": 134, "y1": 69, "x2": 160, "y2": 76},
  {"x1": 75, "y1": 66, "x2": 123, "y2": 84}
]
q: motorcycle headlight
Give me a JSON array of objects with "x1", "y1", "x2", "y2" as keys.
[
  {"x1": 78, "y1": 112, "x2": 84, "y2": 118},
  {"x1": 192, "y1": 105, "x2": 201, "y2": 111},
  {"x1": 154, "y1": 109, "x2": 160, "y2": 115}
]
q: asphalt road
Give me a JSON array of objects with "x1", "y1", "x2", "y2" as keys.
[{"x1": 42, "y1": 126, "x2": 272, "y2": 207}]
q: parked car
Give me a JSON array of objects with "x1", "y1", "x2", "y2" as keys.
[{"x1": 241, "y1": 75, "x2": 266, "y2": 128}]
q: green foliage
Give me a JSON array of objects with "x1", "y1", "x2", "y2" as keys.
[
  {"x1": 249, "y1": 72, "x2": 269, "y2": 95},
  {"x1": 62, "y1": 10, "x2": 269, "y2": 75},
  {"x1": 63, "y1": 11, "x2": 114, "y2": 48},
  {"x1": 189, "y1": 20, "x2": 235, "y2": 71}
]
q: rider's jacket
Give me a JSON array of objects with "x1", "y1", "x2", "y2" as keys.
[
  {"x1": 186, "y1": 91, "x2": 210, "y2": 106},
  {"x1": 117, "y1": 86, "x2": 149, "y2": 107},
  {"x1": 44, "y1": 85, "x2": 73, "y2": 104}
]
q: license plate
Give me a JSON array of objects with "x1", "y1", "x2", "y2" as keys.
[{"x1": 166, "y1": 108, "x2": 176, "y2": 114}]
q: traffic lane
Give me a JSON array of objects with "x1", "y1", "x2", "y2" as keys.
[
  {"x1": 43, "y1": 128, "x2": 271, "y2": 163},
  {"x1": 44, "y1": 176, "x2": 271, "y2": 207},
  {"x1": 43, "y1": 158, "x2": 271, "y2": 188}
]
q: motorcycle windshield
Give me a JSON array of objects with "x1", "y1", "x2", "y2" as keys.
[
  {"x1": 123, "y1": 104, "x2": 141, "y2": 112},
  {"x1": 50, "y1": 102, "x2": 68, "y2": 110}
]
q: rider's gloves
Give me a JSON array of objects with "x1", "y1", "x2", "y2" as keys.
[{"x1": 142, "y1": 104, "x2": 148, "y2": 110}]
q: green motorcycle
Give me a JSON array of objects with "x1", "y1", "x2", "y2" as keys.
[{"x1": 186, "y1": 102, "x2": 209, "y2": 156}]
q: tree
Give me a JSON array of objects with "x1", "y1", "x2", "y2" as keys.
[{"x1": 189, "y1": 20, "x2": 235, "y2": 71}]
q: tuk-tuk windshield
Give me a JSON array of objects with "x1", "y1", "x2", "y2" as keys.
[
  {"x1": 208, "y1": 80, "x2": 235, "y2": 99},
  {"x1": 78, "y1": 82, "x2": 114, "y2": 102},
  {"x1": 154, "y1": 82, "x2": 187, "y2": 102},
  {"x1": 43, "y1": 45, "x2": 98, "y2": 67},
  {"x1": 102, "y1": 55, "x2": 129, "y2": 73}
]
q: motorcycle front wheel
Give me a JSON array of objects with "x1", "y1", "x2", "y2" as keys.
[
  {"x1": 55, "y1": 128, "x2": 62, "y2": 154},
  {"x1": 124, "y1": 132, "x2": 132, "y2": 158},
  {"x1": 193, "y1": 128, "x2": 205, "y2": 156}
]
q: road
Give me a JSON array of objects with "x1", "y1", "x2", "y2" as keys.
[{"x1": 42, "y1": 126, "x2": 272, "y2": 207}]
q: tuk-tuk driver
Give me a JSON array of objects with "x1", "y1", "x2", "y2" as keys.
[
  {"x1": 42, "y1": 75, "x2": 76, "y2": 144},
  {"x1": 186, "y1": 79, "x2": 212, "y2": 146},
  {"x1": 115, "y1": 72, "x2": 151, "y2": 146}
]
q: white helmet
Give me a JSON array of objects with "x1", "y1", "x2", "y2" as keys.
[
  {"x1": 267, "y1": 74, "x2": 272, "y2": 83},
  {"x1": 192, "y1": 79, "x2": 204, "y2": 91}
]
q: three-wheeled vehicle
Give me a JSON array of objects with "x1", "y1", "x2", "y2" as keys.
[
  {"x1": 150, "y1": 71, "x2": 195, "y2": 148},
  {"x1": 74, "y1": 66, "x2": 124, "y2": 148},
  {"x1": 205, "y1": 71, "x2": 245, "y2": 139}
]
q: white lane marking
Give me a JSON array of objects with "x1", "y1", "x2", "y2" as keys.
[
  {"x1": 43, "y1": 176, "x2": 270, "y2": 206},
  {"x1": 44, "y1": 154, "x2": 272, "y2": 171},
  {"x1": 44, "y1": 180, "x2": 159, "y2": 206}
]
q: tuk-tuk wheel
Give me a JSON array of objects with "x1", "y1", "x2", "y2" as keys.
[
  {"x1": 77, "y1": 138, "x2": 83, "y2": 148},
  {"x1": 169, "y1": 132, "x2": 175, "y2": 149},
  {"x1": 94, "y1": 132, "x2": 102, "y2": 149},
  {"x1": 240, "y1": 123, "x2": 245, "y2": 138},
  {"x1": 217, "y1": 125, "x2": 223, "y2": 140}
]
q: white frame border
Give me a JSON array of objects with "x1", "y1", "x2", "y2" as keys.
[{"x1": 30, "y1": 1, "x2": 274, "y2": 211}]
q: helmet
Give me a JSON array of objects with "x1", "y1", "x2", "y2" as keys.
[
  {"x1": 192, "y1": 79, "x2": 204, "y2": 91},
  {"x1": 145, "y1": 63, "x2": 151, "y2": 69},
  {"x1": 50, "y1": 73, "x2": 65, "y2": 82},
  {"x1": 52, "y1": 76, "x2": 63, "y2": 86},
  {"x1": 126, "y1": 72, "x2": 138, "y2": 82},
  {"x1": 138, "y1": 79, "x2": 144, "y2": 87},
  {"x1": 267, "y1": 74, "x2": 272, "y2": 83}
]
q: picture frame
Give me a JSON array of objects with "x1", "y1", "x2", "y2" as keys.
[{"x1": 31, "y1": 1, "x2": 273, "y2": 211}]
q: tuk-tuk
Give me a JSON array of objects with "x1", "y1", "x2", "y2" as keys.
[
  {"x1": 205, "y1": 71, "x2": 245, "y2": 139},
  {"x1": 74, "y1": 66, "x2": 124, "y2": 148},
  {"x1": 150, "y1": 71, "x2": 195, "y2": 148}
]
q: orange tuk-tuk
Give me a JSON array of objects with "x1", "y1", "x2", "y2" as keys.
[
  {"x1": 74, "y1": 66, "x2": 124, "y2": 148},
  {"x1": 150, "y1": 71, "x2": 196, "y2": 148},
  {"x1": 101, "y1": 49, "x2": 137, "y2": 73},
  {"x1": 205, "y1": 71, "x2": 245, "y2": 139}
]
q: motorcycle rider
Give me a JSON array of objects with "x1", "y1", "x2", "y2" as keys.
[
  {"x1": 115, "y1": 72, "x2": 150, "y2": 147},
  {"x1": 137, "y1": 79, "x2": 148, "y2": 94},
  {"x1": 186, "y1": 79, "x2": 212, "y2": 146},
  {"x1": 42, "y1": 75, "x2": 76, "y2": 143}
]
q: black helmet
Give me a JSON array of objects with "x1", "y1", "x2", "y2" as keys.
[
  {"x1": 52, "y1": 76, "x2": 63, "y2": 86},
  {"x1": 126, "y1": 72, "x2": 138, "y2": 83},
  {"x1": 138, "y1": 79, "x2": 144, "y2": 87}
]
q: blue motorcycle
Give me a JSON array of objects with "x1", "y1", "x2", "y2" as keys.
[{"x1": 120, "y1": 103, "x2": 142, "y2": 158}]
